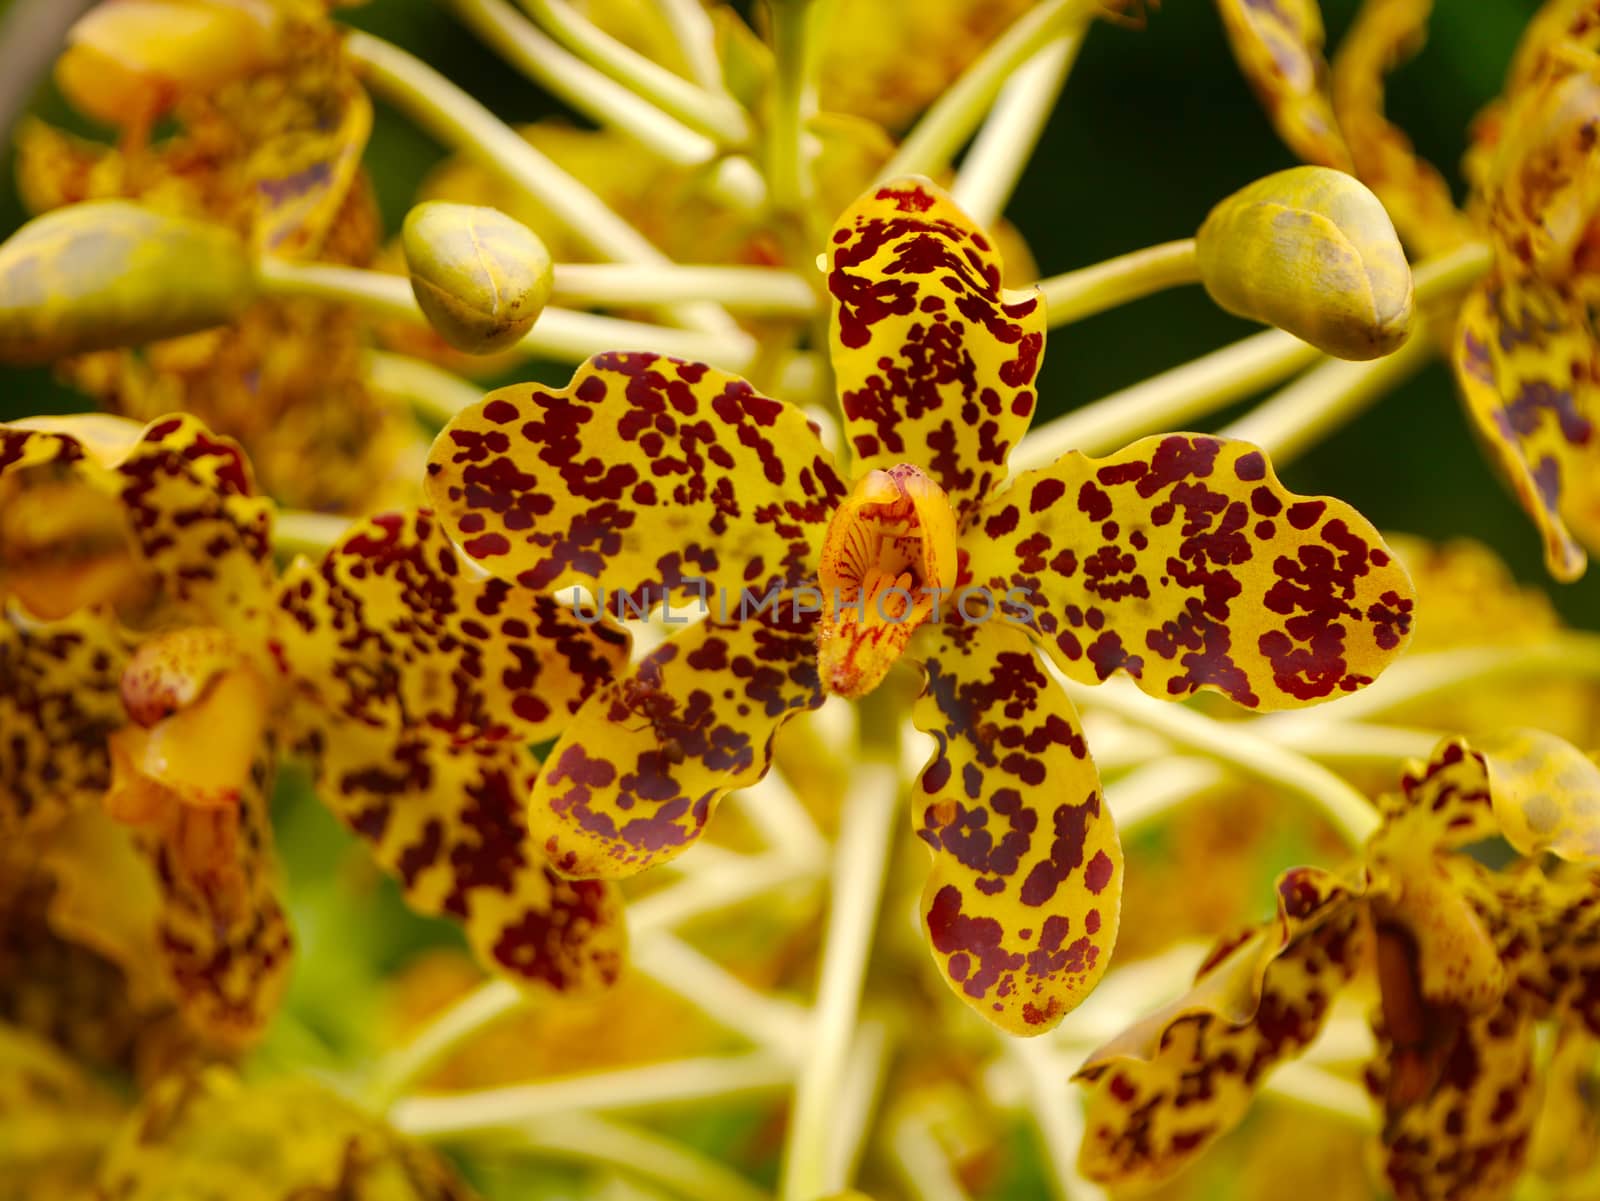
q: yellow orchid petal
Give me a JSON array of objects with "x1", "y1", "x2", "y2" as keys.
[
  {"x1": 827, "y1": 176, "x2": 1045, "y2": 521},
  {"x1": 0, "y1": 414, "x2": 276, "y2": 630},
  {"x1": 94, "y1": 1068, "x2": 480, "y2": 1200},
  {"x1": 1380, "y1": 736, "x2": 1505, "y2": 850},
  {"x1": 966, "y1": 433, "x2": 1417, "y2": 710},
  {"x1": 1454, "y1": 277, "x2": 1600, "y2": 582},
  {"x1": 247, "y1": 56, "x2": 374, "y2": 258},
  {"x1": 817, "y1": 463, "x2": 958, "y2": 698},
  {"x1": 275, "y1": 510, "x2": 629, "y2": 745},
  {"x1": 1076, "y1": 864, "x2": 1365, "y2": 1185},
  {"x1": 911, "y1": 621, "x2": 1119, "y2": 1036},
  {"x1": 1214, "y1": 0, "x2": 1353, "y2": 170},
  {"x1": 1329, "y1": 0, "x2": 1476, "y2": 258},
  {"x1": 532, "y1": 601, "x2": 824, "y2": 878},
  {"x1": 0, "y1": 604, "x2": 130, "y2": 840},
  {"x1": 1370, "y1": 999, "x2": 1539, "y2": 1201},
  {"x1": 425, "y1": 353, "x2": 847, "y2": 604},
  {"x1": 307, "y1": 728, "x2": 626, "y2": 993}
]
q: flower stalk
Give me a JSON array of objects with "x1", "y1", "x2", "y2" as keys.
[
  {"x1": 517, "y1": 0, "x2": 752, "y2": 146},
  {"x1": 952, "y1": 32, "x2": 1083, "y2": 229},
  {"x1": 879, "y1": 0, "x2": 1102, "y2": 182},
  {"x1": 778, "y1": 758, "x2": 900, "y2": 1201},
  {"x1": 1036, "y1": 238, "x2": 1200, "y2": 327},
  {"x1": 1058, "y1": 675, "x2": 1381, "y2": 847}
]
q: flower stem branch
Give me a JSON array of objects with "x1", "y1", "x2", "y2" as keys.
[
  {"x1": 1014, "y1": 328, "x2": 1321, "y2": 467},
  {"x1": 363, "y1": 350, "x2": 485, "y2": 426},
  {"x1": 1057, "y1": 675, "x2": 1380, "y2": 846},
  {"x1": 952, "y1": 33, "x2": 1083, "y2": 229},
  {"x1": 1009, "y1": 1040, "x2": 1105, "y2": 1201},
  {"x1": 767, "y1": 0, "x2": 822, "y2": 220},
  {"x1": 659, "y1": 0, "x2": 726, "y2": 91},
  {"x1": 517, "y1": 0, "x2": 752, "y2": 146},
  {"x1": 366, "y1": 979, "x2": 528, "y2": 1112},
  {"x1": 779, "y1": 759, "x2": 900, "y2": 1201},
  {"x1": 890, "y1": 1110, "x2": 975, "y2": 1201},
  {"x1": 442, "y1": 0, "x2": 716, "y2": 167},
  {"x1": 551, "y1": 263, "x2": 817, "y2": 315},
  {"x1": 1036, "y1": 239, "x2": 1200, "y2": 327},
  {"x1": 273, "y1": 510, "x2": 353, "y2": 558},
  {"x1": 392, "y1": 1052, "x2": 793, "y2": 1136},
  {"x1": 1218, "y1": 317, "x2": 1434, "y2": 461},
  {"x1": 255, "y1": 257, "x2": 758, "y2": 370},
  {"x1": 827, "y1": 1018, "x2": 891, "y2": 1186},
  {"x1": 879, "y1": 0, "x2": 1101, "y2": 183},
  {"x1": 631, "y1": 933, "x2": 811, "y2": 1058},
  {"x1": 495, "y1": 1112, "x2": 774, "y2": 1201},
  {"x1": 630, "y1": 850, "x2": 823, "y2": 936},
  {"x1": 342, "y1": 30, "x2": 741, "y2": 335}
]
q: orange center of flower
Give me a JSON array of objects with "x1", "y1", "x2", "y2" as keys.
[{"x1": 816, "y1": 463, "x2": 958, "y2": 699}]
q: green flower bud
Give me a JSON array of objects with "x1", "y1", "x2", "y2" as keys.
[
  {"x1": 1195, "y1": 166, "x2": 1415, "y2": 361},
  {"x1": 402, "y1": 201, "x2": 553, "y2": 354},
  {"x1": 0, "y1": 201, "x2": 257, "y2": 364}
]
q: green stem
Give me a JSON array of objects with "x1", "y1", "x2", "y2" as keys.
[
  {"x1": 256, "y1": 257, "x2": 758, "y2": 370},
  {"x1": 273, "y1": 509, "x2": 353, "y2": 557},
  {"x1": 493, "y1": 1112, "x2": 774, "y2": 1201},
  {"x1": 767, "y1": 0, "x2": 820, "y2": 219},
  {"x1": 1013, "y1": 328, "x2": 1320, "y2": 467},
  {"x1": 443, "y1": 0, "x2": 716, "y2": 167},
  {"x1": 518, "y1": 0, "x2": 752, "y2": 145},
  {"x1": 1218, "y1": 316, "x2": 1435, "y2": 461},
  {"x1": 1009, "y1": 1040, "x2": 1104, "y2": 1201},
  {"x1": 390, "y1": 1052, "x2": 792, "y2": 1136},
  {"x1": 951, "y1": 32, "x2": 1083, "y2": 229},
  {"x1": 551, "y1": 263, "x2": 817, "y2": 315},
  {"x1": 1219, "y1": 240, "x2": 1493, "y2": 461},
  {"x1": 631, "y1": 933, "x2": 810, "y2": 1057},
  {"x1": 363, "y1": 350, "x2": 485, "y2": 426},
  {"x1": 878, "y1": 0, "x2": 1101, "y2": 183},
  {"x1": 779, "y1": 759, "x2": 900, "y2": 1201},
  {"x1": 1036, "y1": 239, "x2": 1200, "y2": 327},
  {"x1": 366, "y1": 979, "x2": 528, "y2": 1112},
  {"x1": 630, "y1": 850, "x2": 822, "y2": 935},
  {"x1": 342, "y1": 30, "x2": 740, "y2": 336},
  {"x1": 1058, "y1": 676, "x2": 1380, "y2": 847},
  {"x1": 890, "y1": 1110, "x2": 975, "y2": 1201},
  {"x1": 1013, "y1": 239, "x2": 1493, "y2": 468},
  {"x1": 658, "y1": 0, "x2": 726, "y2": 91},
  {"x1": 827, "y1": 1018, "x2": 892, "y2": 1185}
]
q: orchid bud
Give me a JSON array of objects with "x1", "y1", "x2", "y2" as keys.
[
  {"x1": 1195, "y1": 166, "x2": 1415, "y2": 360},
  {"x1": 54, "y1": 0, "x2": 281, "y2": 129},
  {"x1": 401, "y1": 201, "x2": 553, "y2": 354},
  {"x1": 0, "y1": 202, "x2": 258, "y2": 364}
]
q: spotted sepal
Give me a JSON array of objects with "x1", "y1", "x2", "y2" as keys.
[
  {"x1": 1075, "y1": 865, "x2": 1364, "y2": 1186},
  {"x1": 425, "y1": 353, "x2": 847, "y2": 607},
  {"x1": 966, "y1": 433, "x2": 1416, "y2": 710},
  {"x1": 910, "y1": 620, "x2": 1118, "y2": 1036},
  {"x1": 532, "y1": 599, "x2": 825, "y2": 879},
  {"x1": 274, "y1": 510, "x2": 630, "y2": 746},
  {"x1": 826, "y1": 176, "x2": 1044, "y2": 522}
]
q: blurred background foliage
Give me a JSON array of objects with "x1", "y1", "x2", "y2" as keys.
[{"x1": 0, "y1": 2, "x2": 1576, "y2": 1197}]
